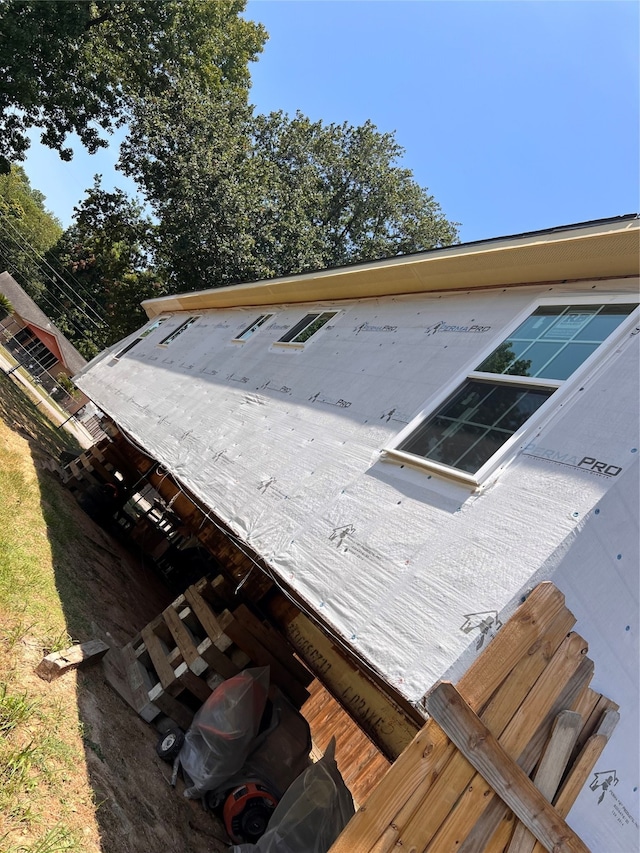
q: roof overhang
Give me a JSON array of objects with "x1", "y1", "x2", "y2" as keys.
[{"x1": 142, "y1": 217, "x2": 640, "y2": 319}]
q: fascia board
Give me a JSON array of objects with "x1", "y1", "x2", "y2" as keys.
[{"x1": 142, "y1": 219, "x2": 640, "y2": 319}]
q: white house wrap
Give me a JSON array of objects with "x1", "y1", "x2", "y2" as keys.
[{"x1": 75, "y1": 216, "x2": 639, "y2": 850}]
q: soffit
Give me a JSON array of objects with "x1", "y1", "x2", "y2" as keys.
[{"x1": 143, "y1": 220, "x2": 640, "y2": 318}]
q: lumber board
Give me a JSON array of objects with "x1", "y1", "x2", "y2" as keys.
[
  {"x1": 162, "y1": 604, "x2": 204, "y2": 673},
  {"x1": 141, "y1": 626, "x2": 178, "y2": 693},
  {"x1": 280, "y1": 609, "x2": 422, "y2": 762},
  {"x1": 102, "y1": 644, "x2": 160, "y2": 722},
  {"x1": 552, "y1": 709, "x2": 620, "y2": 815},
  {"x1": 528, "y1": 710, "x2": 620, "y2": 853},
  {"x1": 198, "y1": 636, "x2": 239, "y2": 680},
  {"x1": 233, "y1": 604, "x2": 313, "y2": 686},
  {"x1": 506, "y1": 710, "x2": 582, "y2": 853},
  {"x1": 35, "y1": 639, "x2": 109, "y2": 681},
  {"x1": 220, "y1": 610, "x2": 310, "y2": 708},
  {"x1": 455, "y1": 583, "x2": 568, "y2": 712},
  {"x1": 174, "y1": 662, "x2": 212, "y2": 703},
  {"x1": 329, "y1": 598, "x2": 575, "y2": 853},
  {"x1": 149, "y1": 686, "x2": 194, "y2": 731},
  {"x1": 396, "y1": 631, "x2": 589, "y2": 852},
  {"x1": 382, "y1": 608, "x2": 577, "y2": 852},
  {"x1": 425, "y1": 682, "x2": 590, "y2": 853},
  {"x1": 455, "y1": 656, "x2": 594, "y2": 853},
  {"x1": 570, "y1": 687, "x2": 600, "y2": 728},
  {"x1": 570, "y1": 693, "x2": 619, "y2": 762},
  {"x1": 183, "y1": 584, "x2": 227, "y2": 644}
]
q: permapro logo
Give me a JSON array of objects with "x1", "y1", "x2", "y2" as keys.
[{"x1": 523, "y1": 444, "x2": 623, "y2": 478}]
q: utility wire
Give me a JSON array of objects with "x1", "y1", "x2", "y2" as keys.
[
  {"x1": 0, "y1": 209, "x2": 107, "y2": 327},
  {"x1": 0, "y1": 206, "x2": 107, "y2": 320},
  {"x1": 0, "y1": 233, "x2": 106, "y2": 340},
  {"x1": 0, "y1": 225, "x2": 104, "y2": 328},
  {"x1": 0, "y1": 233, "x2": 102, "y2": 343}
]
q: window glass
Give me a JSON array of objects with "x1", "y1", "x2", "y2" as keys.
[
  {"x1": 541, "y1": 342, "x2": 601, "y2": 380},
  {"x1": 278, "y1": 312, "x2": 337, "y2": 344},
  {"x1": 140, "y1": 318, "x2": 166, "y2": 339},
  {"x1": 393, "y1": 300, "x2": 636, "y2": 480},
  {"x1": 477, "y1": 304, "x2": 635, "y2": 379},
  {"x1": 159, "y1": 316, "x2": 199, "y2": 346},
  {"x1": 234, "y1": 314, "x2": 273, "y2": 341},
  {"x1": 398, "y1": 381, "x2": 554, "y2": 472},
  {"x1": 115, "y1": 319, "x2": 167, "y2": 359}
]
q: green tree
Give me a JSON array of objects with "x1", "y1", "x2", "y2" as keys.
[
  {"x1": 0, "y1": 0, "x2": 266, "y2": 173},
  {"x1": 44, "y1": 177, "x2": 166, "y2": 358},
  {"x1": 477, "y1": 341, "x2": 532, "y2": 376},
  {"x1": 0, "y1": 293, "x2": 13, "y2": 320},
  {"x1": 0, "y1": 165, "x2": 62, "y2": 295},
  {"x1": 120, "y1": 89, "x2": 459, "y2": 291}
]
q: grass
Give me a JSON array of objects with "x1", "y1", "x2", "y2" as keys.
[
  {"x1": 0, "y1": 374, "x2": 95, "y2": 851},
  {"x1": 4, "y1": 826, "x2": 76, "y2": 853}
]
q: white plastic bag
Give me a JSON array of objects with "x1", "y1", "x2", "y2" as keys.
[{"x1": 179, "y1": 666, "x2": 270, "y2": 799}]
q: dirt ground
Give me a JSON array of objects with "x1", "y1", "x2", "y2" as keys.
[
  {"x1": 1, "y1": 376, "x2": 234, "y2": 853},
  {"x1": 49, "y1": 508, "x2": 233, "y2": 853}
]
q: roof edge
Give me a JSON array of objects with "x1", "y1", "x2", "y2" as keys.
[{"x1": 143, "y1": 216, "x2": 640, "y2": 318}]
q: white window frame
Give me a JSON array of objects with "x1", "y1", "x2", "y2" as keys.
[
  {"x1": 232, "y1": 313, "x2": 274, "y2": 343},
  {"x1": 158, "y1": 315, "x2": 200, "y2": 347},
  {"x1": 382, "y1": 295, "x2": 640, "y2": 489},
  {"x1": 272, "y1": 311, "x2": 339, "y2": 349}
]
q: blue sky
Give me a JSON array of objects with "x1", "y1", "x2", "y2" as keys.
[{"x1": 22, "y1": 0, "x2": 639, "y2": 243}]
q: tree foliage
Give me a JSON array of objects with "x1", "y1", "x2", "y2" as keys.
[
  {"x1": 120, "y1": 86, "x2": 459, "y2": 291},
  {"x1": 43, "y1": 177, "x2": 165, "y2": 358},
  {"x1": 1, "y1": 2, "x2": 460, "y2": 356},
  {"x1": 0, "y1": 0, "x2": 266, "y2": 173},
  {"x1": 0, "y1": 165, "x2": 62, "y2": 295}
]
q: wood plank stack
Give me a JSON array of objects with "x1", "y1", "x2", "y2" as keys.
[
  {"x1": 329, "y1": 583, "x2": 619, "y2": 853},
  {"x1": 301, "y1": 678, "x2": 391, "y2": 807},
  {"x1": 105, "y1": 576, "x2": 313, "y2": 732},
  {"x1": 52, "y1": 438, "x2": 116, "y2": 487}
]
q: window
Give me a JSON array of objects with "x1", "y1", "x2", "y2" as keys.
[
  {"x1": 233, "y1": 314, "x2": 273, "y2": 342},
  {"x1": 276, "y1": 312, "x2": 338, "y2": 346},
  {"x1": 386, "y1": 301, "x2": 638, "y2": 486},
  {"x1": 158, "y1": 316, "x2": 199, "y2": 346},
  {"x1": 114, "y1": 318, "x2": 167, "y2": 359}
]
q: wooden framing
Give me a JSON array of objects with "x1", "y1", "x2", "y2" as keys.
[{"x1": 328, "y1": 583, "x2": 618, "y2": 853}]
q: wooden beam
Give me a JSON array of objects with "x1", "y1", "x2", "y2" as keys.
[
  {"x1": 391, "y1": 627, "x2": 588, "y2": 851},
  {"x1": 35, "y1": 640, "x2": 109, "y2": 681},
  {"x1": 162, "y1": 604, "x2": 203, "y2": 672},
  {"x1": 506, "y1": 710, "x2": 582, "y2": 853},
  {"x1": 275, "y1": 607, "x2": 423, "y2": 760},
  {"x1": 425, "y1": 682, "x2": 590, "y2": 853},
  {"x1": 141, "y1": 626, "x2": 178, "y2": 693},
  {"x1": 456, "y1": 582, "x2": 568, "y2": 712},
  {"x1": 232, "y1": 604, "x2": 313, "y2": 687},
  {"x1": 219, "y1": 610, "x2": 310, "y2": 708},
  {"x1": 455, "y1": 655, "x2": 594, "y2": 853},
  {"x1": 329, "y1": 596, "x2": 576, "y2": 853}
]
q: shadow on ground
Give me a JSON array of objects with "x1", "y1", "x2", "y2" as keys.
[{"x1": 1, "y1": 371, "x2": 230, "y2": 853}]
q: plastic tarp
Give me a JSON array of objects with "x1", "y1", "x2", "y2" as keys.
[
  {"x1": 179, "y1": 667, "x2": 269, "y2": 799},
  {"x1": 232, "y1": 738, "x2": 355, "y2": 853}
]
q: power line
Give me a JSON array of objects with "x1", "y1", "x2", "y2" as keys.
[
  {"x1": 0, "y1": 205, "x2": 107, "y2": 321},
  {"x1": 0, "y1": 233, "x2": 105, "y2": 343},
  {"x1": 0, "y1": 209, "x2": 107, "y2": 327},
  {"x1": 0, "y1": 227, "x2": 106, "y2": 332}
]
